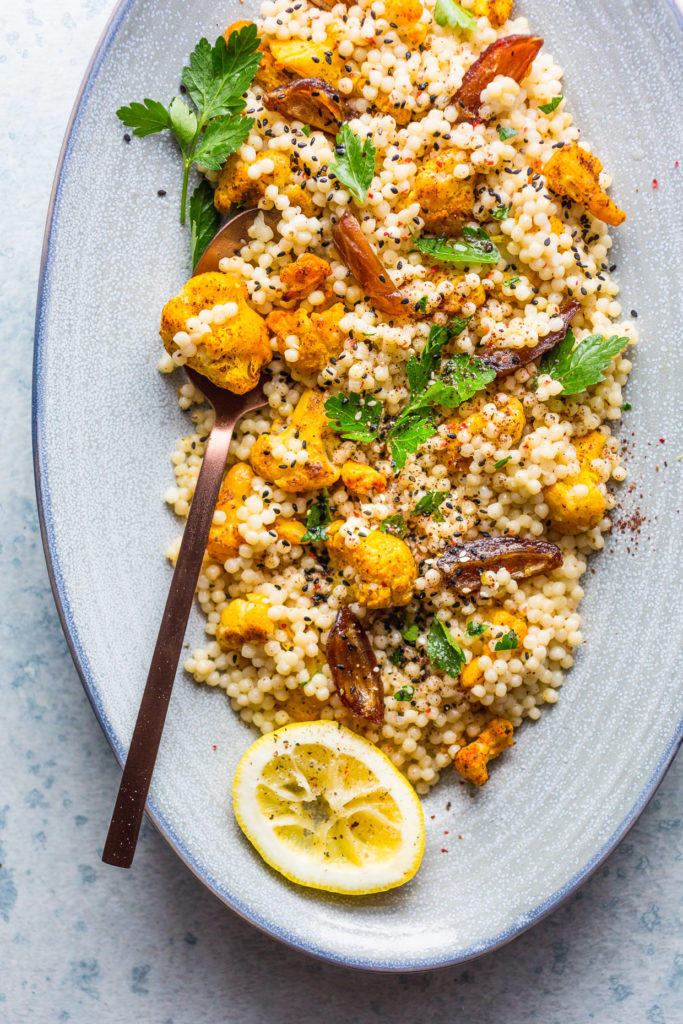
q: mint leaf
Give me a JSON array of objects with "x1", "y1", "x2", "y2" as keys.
[
  {"x1": 494, "y1": 629, "x2": 518, "y2": 651},
  {"x1": 538, "y1": 328, "x2": 629, "y2": 396},
  {"x1": 427, "y1": 619, "x2": 465, "y2": 676},
  {"x1": 116, "y1": 98, "x2": 171, "y2": 137},
  {"x1": 329, "y1": 124, "x2": 377, "y2": 204},
  {"x1": 403, "y1": 624, "x2": 419, "y2": 643},
  {"x1": 539, "y1": 95, "x2": 563, "y2": 114},
  {"x1": 189, "y1": 179, "x2": 220, "y2": 269},
  {"x1": 497, "y1": 125, "x2": 518, "y2": 141},
  {"x1": 490, "y1": 203, "x2": 511, "y2": 221},
  {"x1": 301, "y1": 490, "x2": 332, "y2": 543},
  {"x1": 394, "y1": 684, "x2": 415, "y2": 700},
  {"x1": 168, "y1": 96, "x2": 198, "y2": 147},
  {"x1": 325, "y1": 392, "x2": 383, "y2": 442},
  {"x1": 434, "y1": 0, "x2": 477, "y2": 32},
  {"x1": 412, "y1": 491, "x2": 449, "y2": 520},
  {"x1": 379, "y1": 514, "x2": 408, "y2": 538},
  {"x1": 412, "y1": 227, "x2": 500, "y2": 265},
  {"x1": 193, "y1": 113, "x2": 253, "y2": 169},
  {"x1": 182, "y1": 27, "x2": 262, "y2": 121},
  {"x1": 466, "y1": 620, "x2": 489, "y2": 638}
]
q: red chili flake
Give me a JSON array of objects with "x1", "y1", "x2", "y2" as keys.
[
  {"x1": 676, "y1": 161, "x2": 680, "y2": 168},
  {"x1": 441, "y1": 848, "x2": 449, "y2": 853},
  {"x1": 659, "y1": 438, "x2": 665, "y2": 443},
  {"x1": 212, "y1": 745, "x2": 217, "y2": 751},
  {"x1": 444, "y1": 830, "x2": 449, "y2": 835},
  {"x1": 652, "y1": 178, "x2": 659, "y2": 188}
]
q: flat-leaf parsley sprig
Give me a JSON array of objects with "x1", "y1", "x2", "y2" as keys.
[
  {"x1": 116, "y1": 25, "x2": 262, "y2": 249},
  {"x1": 329, "y1": 123, "x2": 377, "y2": 204},
  {"x1": 536, "y1": 328, "x2": 629, "y2": 396}
]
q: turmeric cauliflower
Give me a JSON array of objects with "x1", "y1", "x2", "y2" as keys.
[
  {"x1": 442, "y1": 393, "x2": 526, "y2": 470},
  {"x1": 543, "y1": 142, "x2": 626, "y2": 227},
  {"x1": 407, "y1": 149, "x2": 477, "y2": 234},
  {"x1": 326, "y1": 520, "x2": 417, "y2": 610},
  {"x1": 544, "y1": 431, "x2": 608, "y2": 534},
  {"x1": 470, "y1": 0, "x2": 514, "y2": 27},
  {"x1": 383, "y1": 0, "x2": 428, "y2": 46},
  {"x1": 460, "y1": 609, "x2": 528, "y2": 694},
  {"x1": 266, "y1": 303, "x2": 346, "y2": 376},
  {"x1": 453, "y1": 718, "x2": 514, "y2": 785},
  {"x1": 217, "y1": 594, "x2": 274, "y2": 650},
  {"x1": 280, "y1": 253, "x2": 333, "y2": 302},
  {"x1": 340, "y1": 461, "x2": 387, "y2": 496},
  {"x1": 160, "y1": 272, "x2": 270, "y2": 393},
  {"x1": 207, "y1": 462, "x2": 254, "y2": 562},
  {"x1": 214, "y1": 151, "x2": 314, "y2": 217},
  {"x1": 250, "y1": 389, "x2": 340, "y2": 492}
]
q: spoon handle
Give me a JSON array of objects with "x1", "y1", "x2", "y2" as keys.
[{"x1": 102, "y1": 415, "x2": 234, "y2": 868}]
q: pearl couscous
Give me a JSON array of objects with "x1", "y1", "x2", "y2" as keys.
[{"x1": 159, "y1": 0, "x2": 634, "y2": 794}]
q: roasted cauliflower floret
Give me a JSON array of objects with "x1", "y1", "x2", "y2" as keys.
[
  {"x1": 431, "y1": 271, "x2": 487, "y2": 316},
  {"x1": 544, "y1": 431, "x2": 607, "y2": 535},
  {"x1": 340, "y1": 461, "x2": 387, "y2": 496},
  {"x1": 470, "y1": 0, "x2": 514, "y2": 27},
  {"x1": 543, "y1": 142, "x2": 626, "y2": 227},
  {"x1": 266, "y1": 303, "x2": 346, "y2": 375},
  {"x1": 274, "y1": 517, "x2": 308, "y2": 546},
  {"x1": 407, "y1": 149, "x2": 477, "y2": 234},
  {"x1": 217, "y1": 594, "x2": 274, "y2": 650},
  {"x1": 460, "y1": 608, "x2": 528, "y2": 692},
  {"x1": 453, "y1": 717, "x2": 514, "y2": 785},
  {"x1": 160, "y1": 272, "x2": 270, "y2": 393},
  {"x1": 280, "y1": 253, "x2": 333, "y2": 302},
  {"x1": 250, "y1": 389, "x2": 340, "y2": 492},
  {"x1": 268, "y1": 34, "x2": 345, "y2": 85},
  {"x1": 207, "y1": 462, "x2": 254, "y2": 562},
  {"x1": 214, "y1": 151, "x2": 314, "y2": 217},
  {"x1": 442, "y1": 393, "x2": 526, "y2": 470},
  {"x1": 383, "y1": 0, "x2": 428, "y2": 46},
  {"x1": 326, "y1": 520, "x2": 417, "y2": 609},
  {"x1": 276, "y1": 686, "x2": 324, "y2": 722}
]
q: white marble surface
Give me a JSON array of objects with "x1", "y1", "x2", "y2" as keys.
[{"x1": 1, "y1": 1, "x2": 681, "y2": 1020}]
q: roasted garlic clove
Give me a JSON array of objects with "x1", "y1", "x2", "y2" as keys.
[
  {"x1": 454, "y1": 35, "x2": 543, "y2": 121},
  {"x1": 437, "y1": 536, "x2": 563, "y2": 593},
  {"x1": 326, "y1": 607, "x2": 384, "y2": 725}
]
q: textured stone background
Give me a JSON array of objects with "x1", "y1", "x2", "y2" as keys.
[{"x1": 1, "y1": 2, "x2": 681, "y2": 1021}]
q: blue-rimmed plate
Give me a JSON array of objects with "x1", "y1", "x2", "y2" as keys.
[{"x1": 33, "y1": 0, "x2": 683, "y2": 970}]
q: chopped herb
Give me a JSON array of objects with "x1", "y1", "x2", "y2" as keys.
[
  {"x1": 494, "y1": 629, "x2": 518, "y2": 651},
  {"x1": 466, "y1": 621, "x2": 489, "y2": 638},
  {"x1": 537, "y1": 328, "x2": 629, "y2": 396},
  {"x1": 188, "y1": 179, "x2": 220, "y2": 270},
  {"x1": 325, "y1": 391, "x2": 383, "y2": 442},
  {"x1": 505, "y1": 276, "x2": 521, "y2": 287},
  {"x1": 621, "y1": 402, "x2": 632, "y2": 411},
  {"x1": 402, "y1": 624, "x2": 419, "y2": 643},
  {"x1": 412, "y1": 226, "x2": 500, "y2": 265},
  {"x1": 497, "y1": 125, "x2": 518, "y2": 141},
  {"x1": 389, "y1": 648, "x2": 406, "y2": 668},
  {"x1": 434, "y1": 0, "x2": 477, "y2": 32},
  {"x1": 416, "y1": 296, "x2": 428, "y2": 312},
  {"x1": 539, "y1": 95, "x2": 563, "y2": 114},
  {"x1": 379, "y1": 513, "x2": 408, "y2": 538},
  {"x1": 493, "y1": 455, "x2": 511, "y2": 469},
  {"x1": 301, "y1": 124, "x2": 311, "y2": 136},
  {"x1": 412, "y1": 490, "x2": 449, "y2": 520},
  {"x1": 490, "y1": 203, "x2": 512, "y2": 221},
  {"x1": 301, "y1": 490, "x2": 332, "y2": 543},
  {"x1": 116, "y1": 26, "x2": 261, "y2": 227},
  {"x1": 387, "y1": 416, "x2": 437, "y2": 471},
  {"x1": 427, "y1": 618, "x2": 466, "y2": 677},
  {"x1": 394, "y1": 684, "x2": 416, "y2": 700},
  {"x1": 299, "y1": 676, "x2": 313, "y2": 688},
  {"x1": 329, "y1": 123, "x2": 376, "y2": 204}
]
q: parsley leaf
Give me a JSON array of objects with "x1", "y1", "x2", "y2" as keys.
[
  {"x1": 403, "y1": 624, "x2": 419, "y2": 643},
  {"x1": 412, "y1": 227, "x2": 500, "y2": 265},
  {"x1": 497, "y1": 125, "x2": 518, "y2": 141},
  {"x1": 394, "y1": 684, "x2": 415, "y2": 700},
  {"x1": 301, "y1": 490, "x2": 332, "y2": 543},
  {"x1": 388, "y1": 416, "x2": 437, "y2": 471},
  {"x1": 539, "y1": 95, "x2": 563, "y2": 114},
  {"x1": 189, "y1": 179, "x2": 220, "y2": 270},
  {"x1": 427, "y1": 619, "x2": 465, "y2": 676},
  {"x1": 494, "y1": 629, "x2": 518, "y2": 651},
  {"x1": 117, "y1": 25, "x2": 262, "y2": 232},
  {"x1": 490, "y1": 203, "x2": 511, "y2": 221},
  {"x1": 329, "y1": 124, "x2": 377, "y2": 204},
  {"x1": 325, "y1": 392, "x2": 383, "y2": 442},
  {"x1": 406, "y1": 323, "x2": 451, "y2": 397},
  {"x1": 434, "y1": 0, "x2": 477, "y2": 31},
  {"x1": 466, "y1": 621, "x2": 489, "y2": 638},
  {"x1": 538, "y1": 328, "x2": 629, "y2": 396},
  {"x1": 389, "y1": 649, "x2": 406, "y2": 668},
  {"x1": 412, "y1": 491, "x2": 449, "y2": 520},
  {"x1": 379, "y1": 514, "x2": 408, "y2": 538},
  {"x1": 493, "y1": 455, "x2": 511, "y2": 469},
  {"x1": 422, "y1": 354, "x2": 496, "y2": 409}
]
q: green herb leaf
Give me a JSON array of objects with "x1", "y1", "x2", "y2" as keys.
[
  {"x1": 539, "y1": 95, "x2": 563, "y2": 114},
  {"x1": 538, "y1": 328, "x2": 629, "y2": 396},
  {"x1": 403, "y1": 624, "x2": 419, "y2": 643},
  {"x1": 490, "y1": 203, "x2": 511, "y2": 221},
  {"x1": 379, "y1": 514, "x2": 408, "y2": 538},
  {"x1": 181, "y1": 27, "x2": 262, "y2": 121},
  {"x1": 497, "y1": 125, "x2": 518, "y2": 141},
  {"x1": 301, "y1": 490, "x2": 332, "y2": 543},
  {"x1": 388, "y1": 415, "x2": 437, "y2": 471},
  {"x1": 325, "y1": 392, "x2": 383, "y2": 442},
  {"x1": 493, "y1": 455, "x2": 511, "y2": 469},
  {"x1": 416, "y1": 296, "x2": 428, "y2": 312},
  {"x1": 168, "y1": 96, "x2": 198, "y2": 147},
  {"x1": 299, "y1": 676, "x2": 313, "y2": 688},
  {"x1": 389, "y1": 649, "x2": 406, "y2": 668},
  {"x1": 494, "y1": 629, "x2": 518, "y2": 651},
  {"x1": 412, "y1": 491, "x2": 449, "y2": 520},
  {"x1": 434, "y1": 0, "x2": 477, "y2": 32},
  {"x1": 621, "y1": 402, "x2": 632, "y2": 411},
  {"x1": 189, "y1": 179, "x2": 221, "y2": 270},
  {"x1": 427, "y1": 619, "x2": 465, "y2": 676},
  {"x1": 116, "y1": 98, "x2": 171, "y2": 137},
  {"x1": 505, "y1": 276, "x2": 521, "y2": 287},
  {"x1": 301, "y1": 125, "x2": 311, "y2": 136},
  {"x1": 193, "y1": 113, "x2": 254, "y2": 169},
  {"x1": 394, "y1": 684, "x2": 416, "y2": 700},
  {"x1": 329, "y1": 123, "x2": 377, "y2": 204},
  {"x1": 412, "y1": 227, "x2": 500, "y2": 265},
  {"x1": 466, "y1": 621, "x2": 489, "y2": 638},
  {"x1": 406, "y1": 323, "x2": 450, "y2": 398},
  {"x1": 421, "y1": 354, "x2": 496, "y2": 410}
]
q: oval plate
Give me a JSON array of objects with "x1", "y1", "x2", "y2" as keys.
[{"x1": 33, "y1": 0, "x2": 683, "y2": 970}]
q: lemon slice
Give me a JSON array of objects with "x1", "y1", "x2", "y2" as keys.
[{"x1": 232, "y1": 721, "x2": 425, "y2": 895}]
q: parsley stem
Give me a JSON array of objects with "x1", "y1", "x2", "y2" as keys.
[{"x1": 179, "y1": 130, "x2": 203, "y2": 225}]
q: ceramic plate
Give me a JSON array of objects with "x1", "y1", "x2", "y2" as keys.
[{"x1": 34, "y1": 0, "x2": 683, "y2": 970}]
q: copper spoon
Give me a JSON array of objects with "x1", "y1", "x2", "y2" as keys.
[{"x1": 102, "y1": 208, "x2": 270, "y2": 868}]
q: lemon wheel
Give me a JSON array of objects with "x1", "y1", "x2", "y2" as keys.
[{"x1": 232, "y1": 721, "x2": 425, "y2": 895}]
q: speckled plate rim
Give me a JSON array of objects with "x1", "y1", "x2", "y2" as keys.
[{"x1": 32, "y1": 0, "x2": 683, "y2": 972}]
